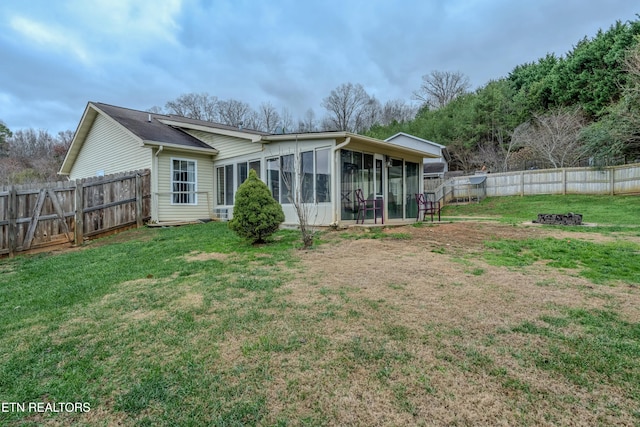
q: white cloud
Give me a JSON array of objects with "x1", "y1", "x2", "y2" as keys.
[
  {"x1": 68, "y1": 0, "x2": 182, "y2": 47},
  {"x1": 9, "y1": 16, "x2": 92, "y2": 64}
]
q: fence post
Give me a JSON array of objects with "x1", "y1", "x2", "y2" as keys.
[
  {"x1": 74, "y1": 180, "x2": 84, "y2": 245},
  {"x1": 520, "y1": 171, "x2": 525, "y2": 196},
  {"x1": 562, "y1": 168, "x2": 567, "y2": 195},
  {"x1": 610, "y1": 166, "x2": 615, "y2": 195},
  {"x1": 135, "y1": 172, "x2": 143, "y2": 228},
  {"x1": 8, "y1": 186, "x2": 17, "y2": 257}
]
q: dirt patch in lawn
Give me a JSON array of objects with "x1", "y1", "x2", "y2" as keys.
[{"x1": 269, "y1": 221, "x2": 640, "y2": 425}]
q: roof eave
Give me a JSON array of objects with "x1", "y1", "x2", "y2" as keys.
[
  {"x1": 262, "y1": 131, "x2": 349, "y2": 142},
  {"x1": 385, "y1": 132, "x2": 447, "y2": 149},
  {"x1": 264, "y1": 131, "x2": 438, "y2": 158},
  {"x1": 59, "y1": 103, "x2": 99, "y2": 175},
  {"x1": 157, "y1": 119, "x2": 263, "y2": 142},
  {"x1": 142, "y1": 140, "x2": 219, "y2": 155}
]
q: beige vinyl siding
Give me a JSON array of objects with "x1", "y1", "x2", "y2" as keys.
[
  {"x1": 156, "y1": 151, "x2": 214, "y2": 221},
  {"x1": 186, "y1": 130, "x2": 262, "y2": 160},
  {"x1": 69, "y1": 114, "x2": 151, "y2": 179}
]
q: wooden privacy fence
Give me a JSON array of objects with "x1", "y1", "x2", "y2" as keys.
[
  {"x1": 484, "y1": 163, "x2": 640, "y2": 197},
  {"x1": 427, "y1": 163, "x2": 640, "y2": 204},
  {"x1": 0, "y1": 169, "x2": 151, "y2": 257}
]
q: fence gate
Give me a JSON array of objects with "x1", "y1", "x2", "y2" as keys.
[
  {"x1": 0, "y1": 169, "x2": 151, "y2": 257},
  {"x1": 21, "y1": 188, "x2": 74, "y2": 250}
]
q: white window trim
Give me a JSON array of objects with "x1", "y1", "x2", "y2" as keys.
[{"x1": 171, "y1": 157, "x2": 198, "y2": 205}]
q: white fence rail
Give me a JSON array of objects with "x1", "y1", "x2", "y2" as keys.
[
  {"x1": 485, "y1": 163, "x2": 640, "y2": 197},
  {"x1": 426, "y1": 163, "x2": 640, "y2": 204}
]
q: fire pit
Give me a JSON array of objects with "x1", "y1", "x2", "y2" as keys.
[{"x1": 533, "y1": 213, "x2": 582, "y2": 225}]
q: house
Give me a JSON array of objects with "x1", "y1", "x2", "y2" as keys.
[
  {"x1": 60, "y1": 102, "x2": 441, "y2": 226},
  {"x1": 384, "y1": 132, "x2": 449, "y2": 179}
]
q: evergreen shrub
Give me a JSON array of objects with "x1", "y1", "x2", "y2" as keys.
[{"x1": 228, "y1": 169, "x2": 285, "y2": 243}]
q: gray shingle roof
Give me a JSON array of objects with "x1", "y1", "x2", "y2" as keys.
[{"x1": 94, "y1": 102, "x2": 268, "y2": 150}]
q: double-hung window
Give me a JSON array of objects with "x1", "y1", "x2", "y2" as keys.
[{"x1": 172, "y1": 159, "x2": 196, "y2": 204}]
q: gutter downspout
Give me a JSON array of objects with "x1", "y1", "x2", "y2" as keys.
[
  {"x1": 152, "y1": 145, "x2": 164, "y2": 222},
  {"x1": 330, "y1": 137, "x2": 351, "y2": 224}
]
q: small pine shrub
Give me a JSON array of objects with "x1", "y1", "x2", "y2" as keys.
[{"x1": 229, "y1": 169, "x2": 285, "y2": 244}]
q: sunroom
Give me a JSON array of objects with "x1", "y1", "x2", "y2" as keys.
[{"x1": 213, "y1": 132, "x2": 439, "y2": 227}]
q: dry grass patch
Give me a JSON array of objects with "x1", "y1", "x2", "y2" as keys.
[
  {"x1": 181, "y1": 250, "x2": 229, "y2": 262},
  {"x1": 258, "y1": 222, "x2": 640, "y2": 425}
]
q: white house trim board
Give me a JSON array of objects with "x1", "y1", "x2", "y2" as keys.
[
  {"x1": 158, "y1": 119, "x2": 263, "y2": 142},
  {"x1": 142, "y1": 139, "x2": 219, "y2": 155}
]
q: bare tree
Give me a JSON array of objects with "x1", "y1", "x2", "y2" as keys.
[
  {"x1": 216, "y1": 99, "x2": 252, "y2": 128},
  {"x1": 321, "y1": 82, "x2": 372, "y2": 132},
  {"x1": 257, "y1": 102, "x2": 281, "y2": 133},
  {"x1": 165, "y1": 92, "x2": 219, "y2": 122},
  {"x1": 354, "y1": 97, "x2": 381, "y2": 133},
  {"x1": 279, "y1": 107, "x2": 294, "y2": 133},
  {"x1": 279, "y1": 146, "x2": 316, "y2": 248},
  {"x1": 511, "y1": 107, "x2": 588, "y2": 168},
  {"x1": 1, "y1": 128, "x2": 74, "y2": 184},
  {"x1": 476, "y1": 136, "x2": 522, "y2": 173},
  {"x1": 243, "y1": 110, "x2": 262, "y2": 131},
  {"x1": 413, "y1": 70, "x2": 471, "y2": 110},
  {"x1": 447, "y1": 140, "x2": 478, "y2": 173},
  {"x1": 146, "y1": 105, "x2": 165, "y2": 114},
  {"x1": 380, "y1": 99, "x2": 418, "y2": 125},
  {"x1": 296, "y1": 108, "x2": 317, "y2": 133}
]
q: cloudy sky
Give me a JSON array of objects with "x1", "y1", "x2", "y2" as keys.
[{"x1": 1, "y1": 0, "x2": 638, "y2": 134}]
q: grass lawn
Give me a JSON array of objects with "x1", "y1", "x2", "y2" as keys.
[
  {"x1": 1, "y1": 195, "x2": 639, "y2": 425},
  {"x1": 442, "y1": 194, "x2": 640, "y2": 226}
]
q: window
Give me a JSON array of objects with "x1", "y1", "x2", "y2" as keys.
[
  {"x1": 340, "y1": 150, "x2": 373, "y2": 219},
  {"x1": 237, "y1": 162, "x2": 248, "y2": 185},
  {"x1": 267, "y1": 158, "x2": 279, "y2": 202},
  {"x1": 225, "y1": 164, "x2": 234, "y2": 205},
  {"x1": 218, "y1": 160, "x2": 262, "y2": 205},
  {"x1": 280, "y1": 154, "x2": 294, "y2": 204},
  {"x1": 172, "y1": 159, "x2": 196, "y2": 204},
  {"x1": 216, "y1": 166, "x2": 225, "y2": 205},
  {"x1": 216, "y1": 165, "x2": 235, "y2": 205},
  {"x1": 316, "y1": 148, "x2": 330, "y2": 202},
  {"x1": 267, "y1": 151, "x2": 331, "y2": 204},
  {"x1": 301, "y1": 151, "x2": 314, "y2": 203},
  {"x1": 249, "y1": 160, "x2": 261, "y2": 178}
]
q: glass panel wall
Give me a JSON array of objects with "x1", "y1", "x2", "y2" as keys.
[
  {"x1": 301, "y1": 151, "x2": 314, "y2": 203},
  {"x1": 249, "y1": 160, "x2": 261, "y2": 178},
  {"x1": 388, "y1": 158, "x2": 404, "y2": 219},
  {"x1": 340, "y1": 149, "x2": 374, "y2": 220},
  {"x1": 280, "y1": 154, "x2": 294, "y2": 204},
  {"x1": 216, "y1": 167, "x2": 225, "y2": 205},
  {"x1": 267, "y1": 158, "x2": 279, "y2": 202},
  {"x1": 405, "y1": 161, "x2": 420, "y2": 219},
  {"x1": 224, "y1": 164, "x2": 234, "y2": 205},
  {"x1": 237, "y1": 162, "x2": 248, "y2": 185},
  {"x1": 315, "y1": 148, "x2": 330, "y2": 202}
]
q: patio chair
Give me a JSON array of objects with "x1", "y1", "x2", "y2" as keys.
[
  {"x1": 415, "y1": 193, "x2": 441, "y2": 222},
  {"x1": 355, "y1": 188, "x2": 383, "y2": 224}
]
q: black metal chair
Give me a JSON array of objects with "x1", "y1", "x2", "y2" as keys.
[{"x1": 355, "y1": 189, "x2": 383, "y2": 224}]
